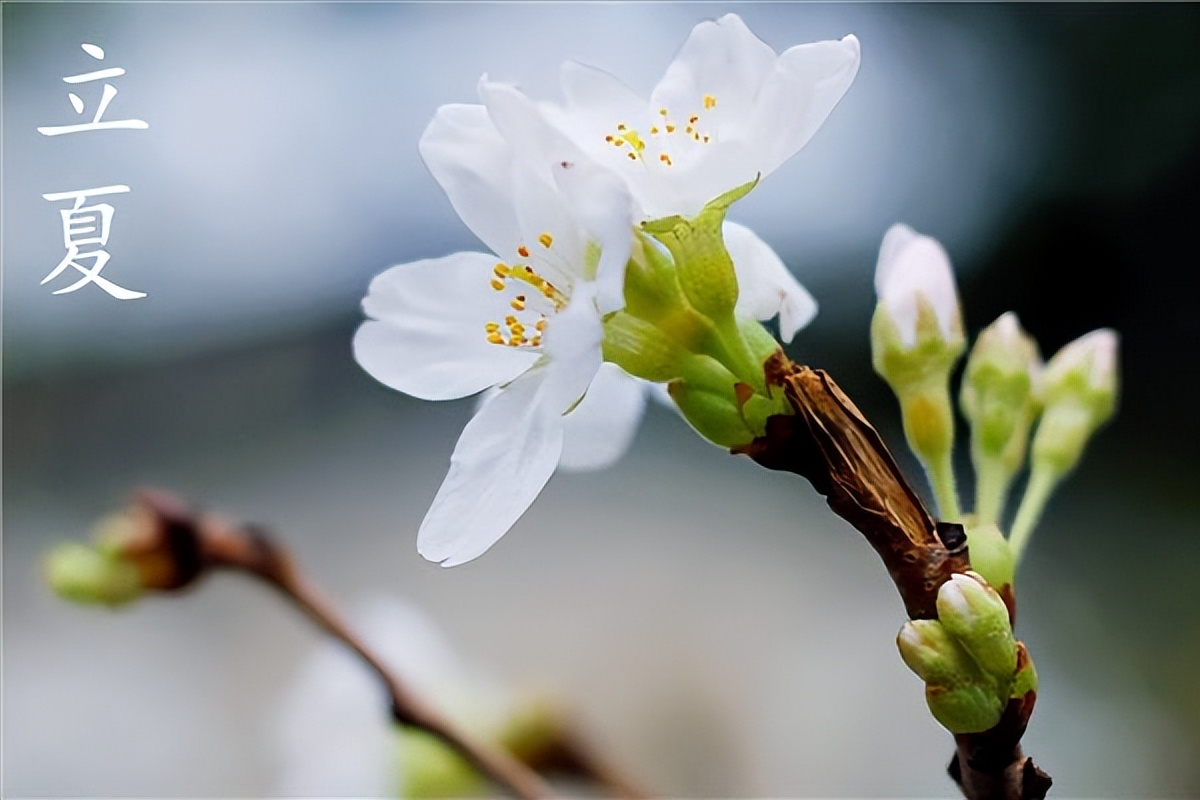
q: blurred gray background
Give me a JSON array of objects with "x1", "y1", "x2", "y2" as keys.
[{"x1": 4, "y1": 3, "x2": 1199, "y2": 796}]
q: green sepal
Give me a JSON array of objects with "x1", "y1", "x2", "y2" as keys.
[
  {"x1": 601, "y1": 311, "x2": 688, "y2": 383},
  {"x1": 1011, "y1": 648, "x2": 1039, "y2": 698},
  {"x1": 667, "y1": 373, "x2": 755, "y2": 449},
  {"x1": 925, "y1": 682, "x2": 1006, "y2": 734},
  {"x1": 641, "y1": 178, "x2": 758, "y2": 322}
]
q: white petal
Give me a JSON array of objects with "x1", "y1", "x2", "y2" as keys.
[
  {"x1": 749, "y1": 34, "x2": 861, "y2": 176},
  {"x1": 874, "y1": 223, "x2": 961, "y2": 348},
  {"x1": 555, "y1": 59, "x2": 647, "y2": 143},
  {"x1": 539, "y1": 282, "x2": 604, "y2": 414},
  {"x1": 650, "y1": 14, "x2": 777, "y2": 125},
  {"x1": 478, "y1": 78, "x2": 584, "y2": 184},
  {"x1": 419, "y1": 104, "x2": 524, "y2": 261},
  {"x1": 558, "y1": 364, "x2": 648, "y2": 472},
  {"x1": 551, "y1": 158, "x2": 633, "y2": 314},
  {"x1": 418, "y1": 369, "x2": 564, "y2": 567},
  {"x1": 354, "y1": 252, "x2": 537, "y2": 401},
  {"x1": 724, "y1": 221, "x2": 817, "y2": 342}
]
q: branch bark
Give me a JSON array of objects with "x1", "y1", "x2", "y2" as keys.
[{"x1": 735, "y1": 355, "x2": 1051, "y2": 800}]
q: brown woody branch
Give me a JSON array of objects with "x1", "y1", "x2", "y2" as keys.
[{"x1": 735, "y1": 355, "x2": 1051, "y2": 800}]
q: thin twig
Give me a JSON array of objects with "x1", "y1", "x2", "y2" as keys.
[{"x1": 137, "y1": 490, "x2": 556, "y2": 800}]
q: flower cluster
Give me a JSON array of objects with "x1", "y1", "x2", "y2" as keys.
[{"x1": 356, "y1": 14, "x2": 861, "y2": 565}]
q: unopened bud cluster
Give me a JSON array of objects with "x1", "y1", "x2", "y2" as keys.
[
  {"x1": 897, "y1": 573, "x2": 1036, "y2": 733},
  {"x1": 869, "y1": 223, "x2": 1119, "y2": 568},
  {"x1": 602, "y1": 178, "x2": 791, "y2": 447}
]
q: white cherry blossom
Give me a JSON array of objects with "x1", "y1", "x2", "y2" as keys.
[
  {"x1": 354, "y1": 96, "x2": 635, "y2": 566},
  {"x1": 540, "y1": 13, "x2": 861, "y2": 220}
]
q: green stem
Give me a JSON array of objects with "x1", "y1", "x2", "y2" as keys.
[
  {"x1": 926, "y1": 448, "x2": 962, "y2": 523},
  {"x1": 1008, "y1": 464, "x2": 1062, "y2": 564},
  {"x1": 972, "y1": 454, "x2": 1010, "y2": 528}
]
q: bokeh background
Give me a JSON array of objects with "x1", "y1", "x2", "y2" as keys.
[{"x1": 4, "y1": 3, "x2": 1200, "y2": 796}]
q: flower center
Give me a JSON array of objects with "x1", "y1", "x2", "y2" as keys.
[
  {"x1": 602, "y1": 94, "x2": 718, "y2": 168},
  {"x1": 485, "y1": 234, "x2": 565, "y2": 348}
]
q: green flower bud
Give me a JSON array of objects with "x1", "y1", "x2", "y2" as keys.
[
  {"x1": 936, "y1": 573, "x2": 1017, "y2": 683},
  {"x1": 870, "y1": 224, "x2": 966, "y2": 391},
  {"x1": 897, "y1": 619, "x2": 1006, "y2": 733},
  {"x1": 961, "y1": 313, "x2": 1043, "y2": 525},
  {"x1": 870, "y1": 225, "x2": 966, "y2": 520},
  {"x1": 397, "y1": 726, "x2": 485, "y2": 798},
  {"x1": 45, "y1": 542, "x2": 143, "y2": 607},
  {"x1": 897, "y1": 619, "x2": 983, "y2": 688},
  {"x1": 1031, "y1": 329, "x2": 1119, "y2": 475}
]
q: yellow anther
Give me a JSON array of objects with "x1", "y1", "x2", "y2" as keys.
[
  {"x1": 703, "y1": 94, "x2": 717, "y2": 109},
  {"x1": 617, "y1": 123, "x2": 627, "y2": 131},
  {"x1": 665, "y1": 124, "x2": 675, "y2": 133},
  {"x1": 658, "y1": 108, "x2": 668, "y2": 117},
  {"x1": 627, "y1": 152, "x2": 637, "y2": 160},
  {"x1": 649, "y1": 126, "x2": 659, "y2": 135},
  {"x1": 689, "y1": 115, "x2": 699, "y2": 124},
  {"x1": 604, "y1": 134, "x2": 614, "y2": 142},
  {"x1": 509, "y1": 335, "x2": 527, "y2": 347},
  {"x1": 537, "y1": 232, "x2": 553, "y2": 248},
  {"x1": 517, "y1": 245, "x2": 530, "y2": 258},
  {"x1": 510, "y1": 296, "x2": 526, "y2": 311},
  {"x1": 530, "y1": 336, "x2": 542, "y2": 347},
  {"x1": 703, "y1": 135, "x2": 711, "y2": 143},
  {"x1": 485, "y1": 321, "x2": 501, "y2": 333},
  {"x1": 505, "y1": 314, "x2": 518, "y2": 326},
  {"x1": 659, "y1": 153, "x2": 672, "y2": 166},
  {"x1": 493, "y1": 262, "x2": 510, "y2": 277},
  {"x1": 486, "y1": 332, "x2": 505, "y2": 345},
  {"x1": 535, "y1": 319, "x2": 547, "y2": 332},
  {"x1": 490, "y1": 278, "x2": 505, "y2": 291},
  {"x1": 685, "y1": 126, "x2": 694, "y2": 135}
]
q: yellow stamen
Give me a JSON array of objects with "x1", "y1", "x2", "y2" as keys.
[
  {"x1": 517, "y1": 245, "x2": 530, "y2": 258},
  {"x1": 490, "y1": 278, "x2": 505, "y2": 291},
  {"x1": 486, "y1": 331, "x2": 505, "y2": 345},
  {"x1": 538, "y1": 232, "x2": 553, "y2": 248},
  {"x1": 703, "y1": 94, "x2": 717, "y2": 109},
  {"x1": 511, "y1": 295, "x2": 526, "y2": 311},
  {"x1": 659, "y1": 153, "x2": 672, "y2": 166}
]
